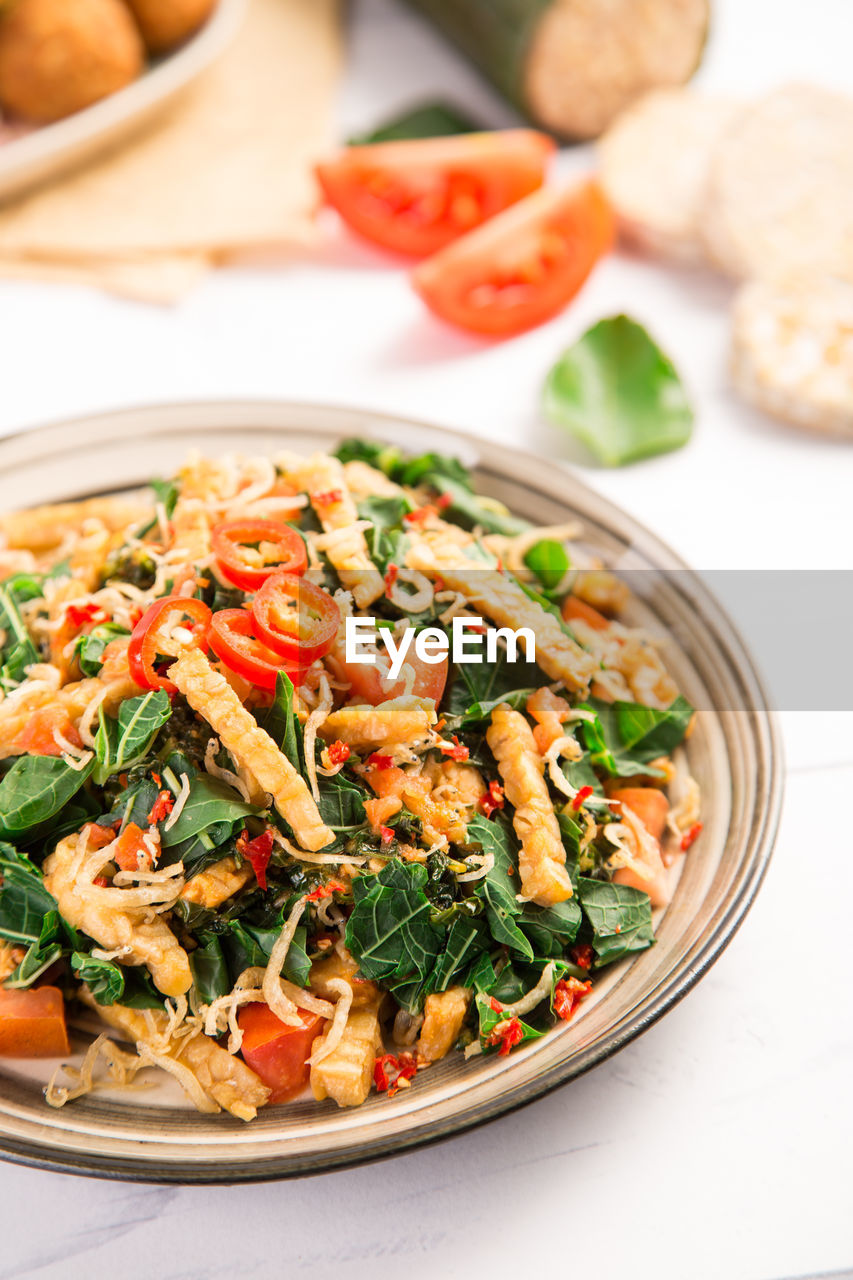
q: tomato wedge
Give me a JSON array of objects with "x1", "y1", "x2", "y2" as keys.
[
  {"x1": 316, "y1": 130, "x2": 554, "y2": 258},
  {"x1": 336, "y1": 648, "x2": 448, "y2": 706},
  {"x1": 251, "y1": 573, "x2": 340, "y2": 667},
  {"x1": 0, "y1": 986, "x2": 70, "y2": 1058},
  {"x1": 128, "y1": 596, "x2": 212, "y2": 695},
  {"x1": 412, "y1": 178, "x2": 614, "y2": 338},
  {"x1": 212, "y1": 519, "x2": 307, "y2": 593},
  {"x1": 209, "y1": 608, "x2": 298, "y2": 690},
  {"x1": 238, "y1": 1003, "x2": 326, "y2": 1103}
]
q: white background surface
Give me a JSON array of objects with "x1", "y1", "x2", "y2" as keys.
[{"x1": 1, "y1": 1, "x2": 852, "y2": 1277}]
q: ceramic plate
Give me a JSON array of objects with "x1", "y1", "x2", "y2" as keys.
[
  {"x1": 0, "y1": 0, "x2": 245, "y2": 204},
  {"x1": 0, "y1": 401, "x2": 782, "y2": 1182}
]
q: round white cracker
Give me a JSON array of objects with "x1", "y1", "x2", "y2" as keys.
[
  {"x1": 702, "y1": 84, "x2": 853, "y2": 282},
  {"x1": 599, "y1": 89, "x2": 739, "y2": 261},
  {"x1": 730, "y1": 274, "x2": 853, "y2": 438}
]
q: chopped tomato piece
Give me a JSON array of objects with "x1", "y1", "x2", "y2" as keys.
[
  {"x1": 111, "y1": 822, "x2": 153, "y2": 872},
  {"x1": 609, "y1": 788, "x2": 669, "y2": 841},
  {"x1": 0, "y1": 986, "x2": 70, "y2": 1058},
  {"x1": 250, "y1": 573, "x2": 340, "y2": 667},
  {"x1": 15, "y1": 706, "x2": 83, "y2": 757},
  {"x1": 364, "y1": 795, "x2": 402, "y2": 833},
  {"x1": 412, "y1": 178, "x2": 613, "y2": 338},
  {"x1": 128, "y1": 595, "x2": 212, "y2": 695},
  {"x1": 334, "y1": 649, "x2": 448, "y2": 706},
  {"x1": 237, "y1": 1003, "x2": 326, "y2": 1103},
  {"x1": 317, "y1": 131, "x2": 554, "y2": 257},
  {"x1": 212, "y1": 519, "x2": 307, "y2": 593},
  {"x1": 562, "y1": 595, "x2": 610, "y2": 632}
]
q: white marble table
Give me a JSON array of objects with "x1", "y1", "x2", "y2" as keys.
[{"x1": 1, "y1": 2, "x2": 851, "y2": 1277}]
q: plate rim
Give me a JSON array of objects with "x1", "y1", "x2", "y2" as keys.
[{"x1": 0, "y1": 398, "x2": 785, "y2": 1182}]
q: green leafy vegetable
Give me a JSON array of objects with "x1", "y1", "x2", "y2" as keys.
[
  {"x1": 93, "y1": 691, "x2": 172, "y2": 785},
  {"x1": 160, "y1": 775, "x2": 258, "y2": 849},
  {"x1": 543, "y1": 315, "x2": 694, "y2": 466},
  {"x1": 224, "y1": 917, "x2": 310, "y2": 988},
  {"x1": 0, "y1": 756, "x2": 94, "y2": 839},
  {"x1": 70, "y1": 952, "x2": 126, "y2": 1004},
  {"x1": 74, "y1": 623, "x2": 129, "y2": 676},
  {"x1": 349, "y1": 101, "x2": 481, "y2": 145},
  {"x1": 475, "y1": 992, "x2": 542, "y2": 1054},
  {"x1": 578, "y1": 695, "x2": 693, "y2": 778},
  {"x1": 468, "y1": 815, "x2": 534, "y2": 961},
  {"x1": 189, "y1": 932, "x2": 231, "y2": 1003},
  {"x1": 0, "y1": 574, "x2": 42, "y2": 691},
  {"x1": 346, "y1": 860, "x2": 444, "y2": 994},
  {"x1": 523, "y1": 539, "x2": 571, "y2": 592},
  {"x1": 577, "y1": 877, "x2": 655, "y2": 966},
  {"x1": 429, "y1": 917, "x2": 486, "y2": 993},
  {"x1": 259, "y1": 672, "x2": 302, "y2": 771}
]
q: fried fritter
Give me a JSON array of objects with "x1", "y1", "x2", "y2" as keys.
[
  {"x1": 123, "y1": 0, "x2": 216, "y2": 54},
  {"x1": 0, "y1": 0, "x2": 143, "y2": 123}
]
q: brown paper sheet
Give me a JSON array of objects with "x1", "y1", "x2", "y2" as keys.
[{"x1": 0, "y1": 0, "x2": 341, "y2": 300}]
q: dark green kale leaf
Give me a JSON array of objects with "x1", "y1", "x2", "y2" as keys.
[
  {"x1": 467, "y1": 815, "x2": 534, "y2": 961},
  {"x1": 93, "y1": 690, "x2": 172, "y2": 785},
  {"x1": 578, "y1": 695, "x2": 693, "y2": 778},
  {"x1": 577, "y1": 877, "x2": 655, "y2": 966},
  {"x1": 0, "y1": 756, "x2": 94, "y2": 840},
  {"x1": 345, "y1": 860, "x2": 443, "y2": 989}
]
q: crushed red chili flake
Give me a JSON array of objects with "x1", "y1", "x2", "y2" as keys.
[
  {"x1": 571, "y1": 785, "x2": 594, "y2": 812},
  {"x1": 553, "y1": 977, "x2": 592, "y2": 1022},
  {"x1": 489, "y1": 997, "x2": 502, "y2": 1013},
  {"x1": 384, "y1": 563, "x2": 399, "y2": 594},
  {"x1": 479, "y1": 780, "x2": 505, "y2": 817},
  {"x1": 314, "y1": 488, "x2": 343, "y2": 506},
  {"x1": 367, "y1": 753, "x2": 394, "y2": 771},
  {"x1": 151, "y1": 772, "x2": 162, "y2": 787},
  {"x1": 681, "y1": 821, "x2": 703, "y2": 852},
  {"x1": 147, "y1": 790, "x2": 174, "y2": 825},
  {"x1": 569, "y1": 943, "x2": 594, "y2": 970},
  {"x1": 374, "y1": 1051, "x2": 418, "y2": 1096},
  {"x1": 305, "y1": 879, "x2": 346, "y2": 902},
  {"x1": 92, "y1": 875, "x2": 111, "y2": 888},
  {"x1": 236, "y1": 829, "x2": 275, "y2": 892},
  {"x1": 327, "y1": 740, "x2": 351, "y2": 767},
  {"x1": 66, "y1": 603, "x2": 106, "y2": 629},
  {"x1": 441, "y1": 735, "x2": 469, "y2": 762},
  {"x1": 436, "y1": 493, "x2": 452, "y2": 510},
  {"x1": 379, "y1": 825, "x2": 395, "y2": 844},
  {"x1": 487, "y1": 1016, "x2": 524, "y2": 1057}
]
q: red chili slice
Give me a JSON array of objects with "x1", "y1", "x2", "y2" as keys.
[
  {"x1": 212, "y1": 519, "x2": 307, "y2": 592},
  {"x1": 127, "y1": 596, "x2": 212, "y2": 695},
  {"x1": 209, "y1": 609, "x2": 298, "y2": 691},
  {"x1": 251, "y1": 573, "x2": 340, "y2": 666}
]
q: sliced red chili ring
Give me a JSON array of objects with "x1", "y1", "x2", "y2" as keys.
[
  {"x1": 128, "y1": 596, "x2": 212, "y2": 694},
  {"x1": 251, "y1": 572, "x2": 340, "y2": 666},
  {"x1": 209, "y1": 608, "x2": 301, "y2": 690},
  {"x1": 211, "y1": 519, "x2": 307, "y2": 592}
]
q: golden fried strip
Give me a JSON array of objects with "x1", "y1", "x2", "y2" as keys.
[
  {"x1": 486, "y1": 703, "x2": 573, "y2": 907},
  {"x1": 170, "y1": 648, "x2": 334, "y2": 851}
]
